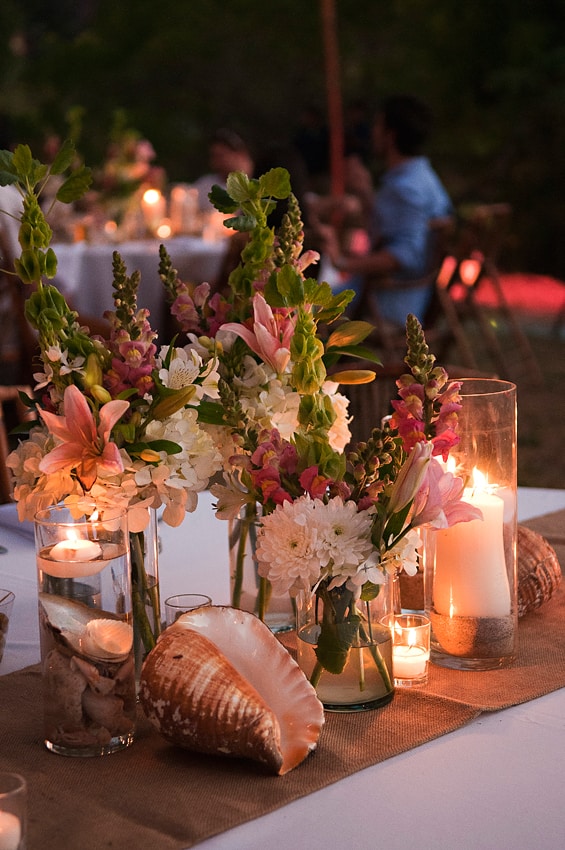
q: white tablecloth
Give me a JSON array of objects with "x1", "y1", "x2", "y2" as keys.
[
  {"x1": 1, "y1": 487, "x2": 565, "y2": 850},
  {"x1": 51, "y1": 236, "x2": 228, "y2": 338}
]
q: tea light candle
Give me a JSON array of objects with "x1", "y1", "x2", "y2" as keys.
[
  {"x1": 393, "y1": 643, "x2": 429, "y2": 678},
  {"x1": 433, "y1": 471, "x2": 511, "y2": 618},
  {"x1": 0, "y1": 810, "x2": 21, "y2": 850}
]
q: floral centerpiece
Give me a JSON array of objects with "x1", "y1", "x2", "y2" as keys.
[{"x1": 1, "y1": 142, "x2": 479, "y2": 706}]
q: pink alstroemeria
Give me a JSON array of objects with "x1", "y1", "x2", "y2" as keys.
[
  {"x1": 38, "y1": 384, "x2": 129, "y2": 491},
  {"x1": 221, "y1": 294, "x2": 295, "y2": 374}
]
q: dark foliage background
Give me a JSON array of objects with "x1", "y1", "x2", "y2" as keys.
[{"x1": 1, "y1": 0, "x2": 564, "y2": 278}]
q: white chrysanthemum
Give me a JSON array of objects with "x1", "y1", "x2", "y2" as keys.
[
  {"x1": 256, "y1": 495, "x2": 375, "y2": 595},
  {"x1": 256, "y1": 498, "x2": 322, "y2": 595},
  {"x1": 312, "y1": 497, "x2": 374, "y2": 586}
]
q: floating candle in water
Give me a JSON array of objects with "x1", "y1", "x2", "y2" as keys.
[
  {"x1": 37, "y1": 534, "x2": 105, "y2": 579},
  {"x1": 0, "y1": 810, "x2": 21, "y2": 850},
  {"x1": 50, "y1": 537, "x2": 102, "y2": 562}
]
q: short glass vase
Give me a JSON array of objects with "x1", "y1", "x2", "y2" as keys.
[{"x1": 295, "y1": 577, "x2": 395, "y2": 712}]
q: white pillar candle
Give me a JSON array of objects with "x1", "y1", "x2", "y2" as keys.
[
  {"x1": 141, "y1": 188, "x2": 166, "y2": 232},
  {"x1": 0, "y1": 810, "x2": 21, "y2": 850},
  {"x1": 433, "y1": 488, "x2": 511, "y2": 618},
  {"x1": 392, "y1": 644, "x2": 429, "y2": 678}
]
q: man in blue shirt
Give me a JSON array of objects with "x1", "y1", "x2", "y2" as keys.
[{"x1": 321, "y1": 95, "x2": 453, "y2": 327}]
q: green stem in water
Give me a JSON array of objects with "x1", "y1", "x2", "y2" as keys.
[
  {"x1": 130, "y1": 529, "x2": 161, "y2": 656},
  {"x1": 231, "y1": 513, "x2": 253, "y2": 610}
]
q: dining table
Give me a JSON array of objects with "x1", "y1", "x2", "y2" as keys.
[
  {"x1": 50, "y1": 235, "x2": 230, "y2": 339},
  {"x1": 1, "y1": 486, "x2": 565, "y2": 850}
]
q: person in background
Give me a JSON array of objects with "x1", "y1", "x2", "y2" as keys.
[
  {"x1": 317, "y1": 94, "x2": 453, "y2": 326},
  {"x1": 193, "y1": 129, "x2": 254, "y2": 213}
]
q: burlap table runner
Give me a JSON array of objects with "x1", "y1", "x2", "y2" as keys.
[{"x1": 1, "y1": 510, "x2": 563, "y2": 850}]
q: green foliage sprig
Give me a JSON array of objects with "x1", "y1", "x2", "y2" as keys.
[{"x1": 0, "y1": 140, "x2": 92, "y2": 285}]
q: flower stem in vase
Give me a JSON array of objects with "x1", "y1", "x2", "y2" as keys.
[
  {"x1": 230, "y1": 512, "x2": 253, "y2": 610},
  {"x1": 130, "y1": 529, "x2": 161, "y2": 660}
]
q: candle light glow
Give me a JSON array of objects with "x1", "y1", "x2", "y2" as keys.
[
  {"x1": 0, "y1": 810, "x2": 21, "y2": 850},
  {"x1": 433, "y1": 467, "x2": 511, "y2": 619}
]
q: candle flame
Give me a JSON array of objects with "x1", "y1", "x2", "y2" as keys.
[
  {"x1": 143, "y1": 188, "x2": 161, "y2": 206},
  {"x1": 407, "y1": 628, "x2": 417, "y2": 648}
]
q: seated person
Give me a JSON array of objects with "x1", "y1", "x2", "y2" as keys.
[{"x1": 318, "y1": 95, "x2": 453, "y2": 326}]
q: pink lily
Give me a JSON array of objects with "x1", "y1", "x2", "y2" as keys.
[
  {"x1": 38, "y1": 384, "x2": 130, "y2": 491},
  {"x1": 221, "y1": 294, "x2": 295, "y2": 373},
  {"x1": 388, "y1": 440, "x2": 432, "y2": 513},
  {"x1": 411, "y1": 457, "x2": 483, "y2": 529}
]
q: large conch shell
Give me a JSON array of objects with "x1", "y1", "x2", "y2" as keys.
[
  {"x1": 139, "y1": 605, "x2": 324, "y2": 775},
  {"x1": 517, "y1": 525, "x2": 561, "y2": 617}
]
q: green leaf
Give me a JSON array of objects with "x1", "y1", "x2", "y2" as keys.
[
  {"x1": 0, "y1": 170, "x2": 18, "y2": 186},
  {"x1": 208, "y1": 184, "x2": 239, "y2": 213},
  {"x1": 327, "y1": 320, "x2": 375, "y2": 348},
  {"x1": 324, "y1": 343, "x2": 382, "y2": 365},
  {"x1": 195, "y1": 400, "x2": 227, "y2": 425},
  {"x1": 315, "y1": 616, "x2": 361, "y2": 675},
  {"x1": 275, "y1": 263, "x2": 304, "y2": 304},
  {"x1": 55, "y1": 165, "x2": 92, "y2": 203},
  {"x1": 258, "y1": 167, "x2": 291, "y2": 199},
  {"x1": 12, "y1": 144, "x2": 33, "y2": 178},
  {"x1": 49, "y1": 139, "x2": 76, "y2": 175},
  {"x1": 224, "y1": 213, "x2": 256, "y2": 232},
  {"x1": 127, "y1": 440, "x2": 182, "y2": 456},
  {"x1": 225, "y1": 171, "x2": 253, "y2": 204},
  {"x1": 0, "y1": 150, "x2": 15, "y2": 174}
]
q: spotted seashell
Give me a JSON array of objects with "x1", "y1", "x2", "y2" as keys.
[
  {"x1": 139, "y1": 605, "x2": 324, "y2": 775},
  {"x1": 517, "y1": 525, "x2": 561, "y2": 617},
  {"x1": 81, "y1": 619, "x2": 133, "y2": 660}
]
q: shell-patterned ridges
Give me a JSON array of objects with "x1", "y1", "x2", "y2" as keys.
[
  {"x1": 142, "y1": 606, "x2": 325, "y2": 774},
  {"x1": 172, "y1": 605, "x2": 325, "y2": 770},
  {"x1": 517, "y1": 525, "x2": 562, "y2": 617},
  {"x1": 140, "y1": 628, "x2": 284, "y2": 773}
]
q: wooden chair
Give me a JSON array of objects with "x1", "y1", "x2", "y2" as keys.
[
  {"x1": 0, "y1": 385, "x2": 35, "y2": 503},
  {"x1": 431, "y1": 204, "x2": 543, "y2": 386}
]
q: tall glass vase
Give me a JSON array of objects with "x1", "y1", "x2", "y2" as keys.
[
  {"x1": 129, "y1": 508, "x2": 162, "y2": 677},
  {"x1": 295, "y1": 574, "x2": 396, "y2": 712},
  {"x1": 423, "y1": 378, "x2": 518, "y2": 670},
  {"x1": 34, "y1": 504, "x2": 136, "y2": 756},
  {"x1": 228, "y1": 503, "x2": 294, "y2": 633}
]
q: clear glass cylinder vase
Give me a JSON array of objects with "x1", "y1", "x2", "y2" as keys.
[
  {"x1": 295, "y1": 575, "x2": 396, "y2": 712},
  {"x1": 34, "y1": 504, "x2": 136, "y2": 756},
  {"x1": 228, "y1": 504, "x2": 294, "y2": 633},
  {"x1": 423, "y1": 378, "x2": 518, "y2": 670},
  {"x1": 129, "y1": 507, "x2": 162, "y2": 677}
]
